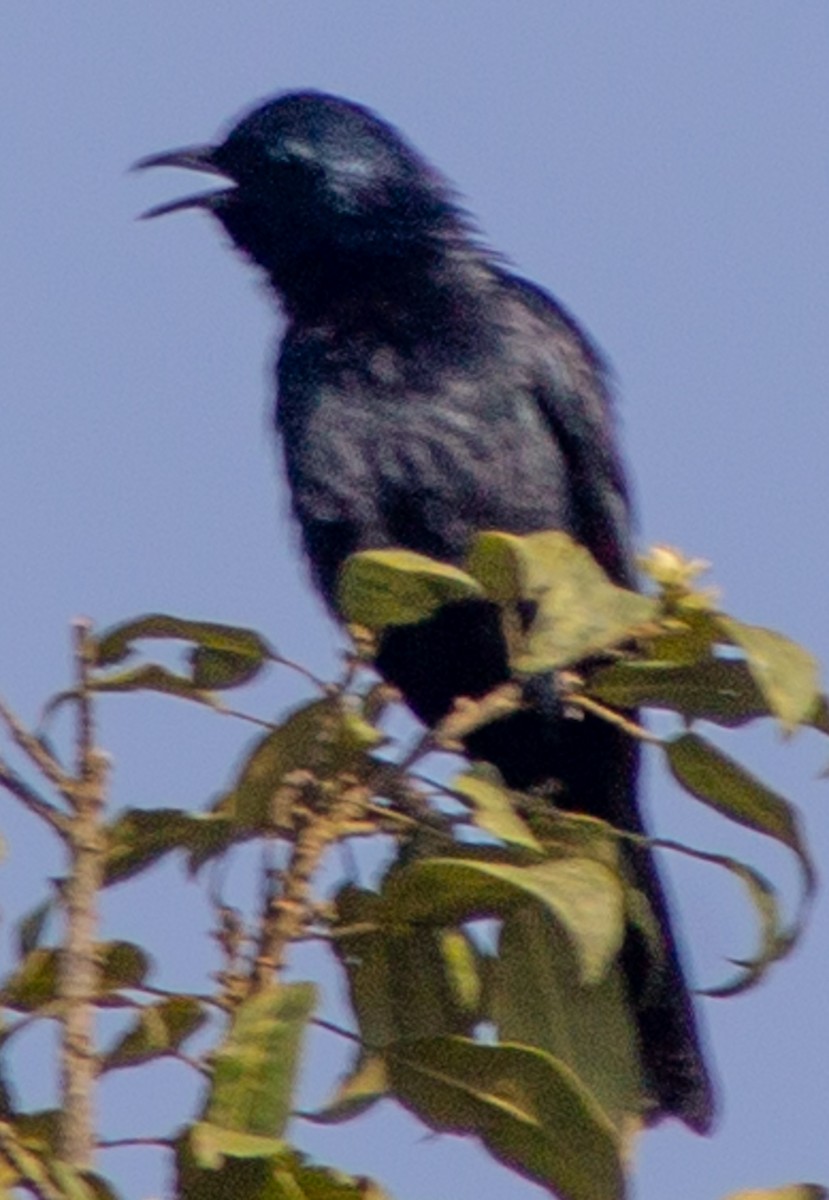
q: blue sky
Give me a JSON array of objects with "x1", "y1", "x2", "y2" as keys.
[{"x1": 1, "y1": 4, "x2": 828, "y2": 1198}]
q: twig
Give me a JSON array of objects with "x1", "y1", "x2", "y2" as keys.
[
  {"x1": 395, "y1": 729, "x2": 439, "y2": 774},
  {"x1": 97, "y1": 1136, "x2": 174, "y2": 1151},
  {"x1": 58, "y1": 620, "x2": 108, "y2": 1169},
  {"x1": 569, "y1": 693, "x2": 663, "y2": 744},
  {"x1": 311, "y1": 1016, "x2": 362, "y2": 1045},
  {"x1": 251, "y1": 802, "x2": 323, "y2": 988},
  {"x1": 251, "y1": 780, "x2": 371, "y2": 990},
  {"x1": 267, "y1": 650, "x2": 329, "y2": 691},
  {"x1": 433, "y1": 684, "x2": 523, "y2": 748},
  {"x1": 73, "y1": 619, "x2": 95, "y2": 782},
  {"x1": 368, "y1": 764, "x2": 457, "y2": 835},
  {"x1": 171, "y1": 1050, "x2": 211, "y2": 1077},
  {"x1": 0, "y1": 757, "x2": 68, "y2": 837},
  {"x1": 365, "y1": 800, "x2": 459, "y2": 845},
  {"x1": 216, "y1": 705, "x2": 283, "y2": 731},
  {"x1": 323, "y1": 920, "x2": 381, "y2": 940},
  {"x1": 134, "y1": 983, "x2": 223, "y2": 1009},
  {"x1": 0, "y1": 695, "x2": 71, "y2": 796}
]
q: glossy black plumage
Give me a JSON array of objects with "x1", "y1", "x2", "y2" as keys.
[{"x1": 138, "y1": 90, "x2": 714, "y2": 1132}]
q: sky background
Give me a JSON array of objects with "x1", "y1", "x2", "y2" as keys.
[{"x1": 1, "y1": 4, "x2": 828, "y2": 1198}]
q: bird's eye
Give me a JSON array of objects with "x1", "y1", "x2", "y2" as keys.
[{"x1": 257, "y1": 149, "x2": 324, "y2": 189}]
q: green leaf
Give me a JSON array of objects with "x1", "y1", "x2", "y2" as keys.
[
  {"x1": 320, "y1": 887, "x2": 482, "y2": 1122},
  {"x1": 4, "y1": 1109, "x2": 61, "y2": 1153},
  {"x1": 655, "y1": 840, "x2": 792, "y2": 996},
  {"x1": 666, "y1": 733, "x2": 816, "y2": 893},
  {"x1": 206, "y1": 982, "x2": 316, "y2": 1138},
  {"x1": 0, "y1": 941, "x2": 150, "y2": 1011},
  {"x1": 304, "y1": 1055, "x2": 389, "y2": 1126},
  {"x1": 450, "y1": 766, "x2": 543, "y2": 850},
  {"x1": 716, "y1": 616, "x2": 821, "y2": 731},
  {"x1": 329, "y1": 890, "x2": 396, "y2": 1053},
  {"x1": 704, "y1": 861, "x2": 789, "y2": 997},
  {"x1": 15, "y1": 899, "x2": 54, "y2": 959},
  {"x1": 725, "y1": 1189, "x2": 827, "y2": 1200},
  {"x1": 49, "y1": 1162, "x2": 123, "y2": 1200},
  {"x1": 347, "y1": 894, "x2": 477, "y2": 1041},
  {"x1": 384, "y1": 856, "x2": 624, "y2": 984},
  {"x1": 177, "y1": 1124, "x2": 286, "y2": 1200},
  {"x1": 0, "y1": 1060, "x2": 15, "y2": 1117},
  {"x1": 387, "y1": 1036, "x2": 625, "y2": 1200},
  {"x1": 93, "y1": 613, "x2": 271, "y2": 673},
  {"x1": 178, "y1": 1125, "x2": 391, "y2": 1200},
  {"x1": 85, "y1": 663, "x2": 220, "y2": 705},
  {"x1": 0, "y1": 1118, "x2": 122, "y2": 1200},
  {"x1": 338, "y1": 549, "x2": 482, "y2": 629},
  {"x1": 184, "y1": 817, "x2": 245, "y2": 876},
  {"x1": 587, "y1": 658, "x2": 771, "y2": 727},
  {"x1": 491, "y1": 904, "x2": 644, "y2": 1134},
  {"x1": 103, "y1": 807, "x2": 231, "y2": 885},
  {"x1": 188, "y1": 1122, "x2": 287, "y2": 1169},
  {"x1": 281, "y1": 1157, "x2": 392, "y2": 1199},
  {"x1": 528, "y1": 810, "x2": 624, "y2": 872},
  {"x1": 468, "y1": 531, "x2": 656, "y2": 671},
  {"x1": 439, "y1": 927, "x2": 483, "y2": 1023},
  {"x1": 101, "y1": 996, "x2": 207, "y2": 1070},
  {"x1": 381, "y1": 923, "x2": 482, "y2": 1036},
  {"x1": 165, "y1": 700, "x2": 383, "y2": 874},
  {"x1": 103, "y1": 941, "x2": 151, "y2": 990},
  {"x1": 86, "y1": 615, "x2": 274, "y2": 704},
  {"x1": 644, "y1": 607, "x2": 721, "y2": 665},
  {"x1": 216, "y1": 699, "x2": 383, "y2": 835},
  {"x1": 464, "y1": 530, "x2": 526, "y2": 605},
  {"x1": 809, "y1": 694, "x2": 829, "y2": 736},
  {"x1": 0, "y1": 1118, "x2": 51, "y2": 1193},
  {"x1": 189, "y1": 645, "x2": 265, "y2": 691}
]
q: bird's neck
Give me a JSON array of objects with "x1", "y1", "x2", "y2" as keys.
[{"x1": 270, "y1": 236, "x2": 495, "y2": 339}]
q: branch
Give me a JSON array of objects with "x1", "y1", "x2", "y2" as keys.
[
  {"x1": 0, "y1": 695, "x2": 71, "y2": 797},
  {"x1": 134, "y1": 982, "x2": 223, "y2": 1009},
  {"x1": 433, "y1": 684, "x2": 523, "y2": 749},
  {"x1": 368, "y1": 764, "x2": 458, "y2": 836},
  {"x1": 72, "y1": 618, "x2": 95, "y2": 782},
  {"x1": 97, "y1": 1136, "x2": 174, "y2": 1151},
  {"x1": 569, "y1": 692, "x2": 663, "y2": 744},
  {"x1": 267, "y1": 649, "x2": 329, "y2": 691},
  {"x1": 0, "y1": 756, "x2": 68, "y2": 837},
  {"x1": 251, "y1": 778, "x2": 371, "y2": 990},
  {"x1": 58, "y1": 620, "x2": 108, "y2": 1169},
  {"x1": 312, "y1": 1016, "x2": 362, "y2": 1045},
  {"x1": 171, "y1": 1050, "x2": 211, "y2": 1078}
]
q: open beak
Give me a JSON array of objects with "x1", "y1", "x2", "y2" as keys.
[{"x1": 132, "y1": 145, "x2": 236, "y2": 219}]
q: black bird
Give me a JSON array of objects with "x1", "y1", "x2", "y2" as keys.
[{"x1": 137, "y1": 90, "x2": 714, "y2": 1132}]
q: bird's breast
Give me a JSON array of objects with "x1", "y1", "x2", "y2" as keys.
[{"x1": 278, "y1": 350, "x2": 577, "y2": 602}]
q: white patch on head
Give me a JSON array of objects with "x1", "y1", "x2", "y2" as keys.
[{"x1": 281, "y1": 138, "x2": 318, "y2": 162}]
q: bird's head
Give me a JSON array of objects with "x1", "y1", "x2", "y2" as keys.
[{"x1": 135, "y1": 91, "x2": 470, "y2": 314}]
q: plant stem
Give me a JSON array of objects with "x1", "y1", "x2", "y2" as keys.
[
  {"x1": 0, "y1": 695, "x2": 70, "y2": 795},
  {"x1": 58, "y1": 620, "x2": 108, "y2": 1168},
  {"x1": 0, "y1": 756, "x2": 68, "y2": 836},
  {"x1": 251, "y1": 780, "x2": 369, "y2": 990},
  {"x1": 97, "y1": 1136, "x2": 173, "y2": 1151}
]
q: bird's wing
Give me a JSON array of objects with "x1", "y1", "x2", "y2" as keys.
[{"x1": 497, "y1": 272, "x2": 636, "y2": 587}]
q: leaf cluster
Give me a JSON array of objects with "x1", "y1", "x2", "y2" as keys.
[{"x1": 0, "y1": 533, "x2": 823, "y2": 1200}]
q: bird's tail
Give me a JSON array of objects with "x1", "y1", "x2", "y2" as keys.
[
  {"x1": 377, "y1": 600, "x2": 715, "y2": 1131},
  {"x1": 467, "y1": 703, "x2": 716, "y2": 1134}
]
